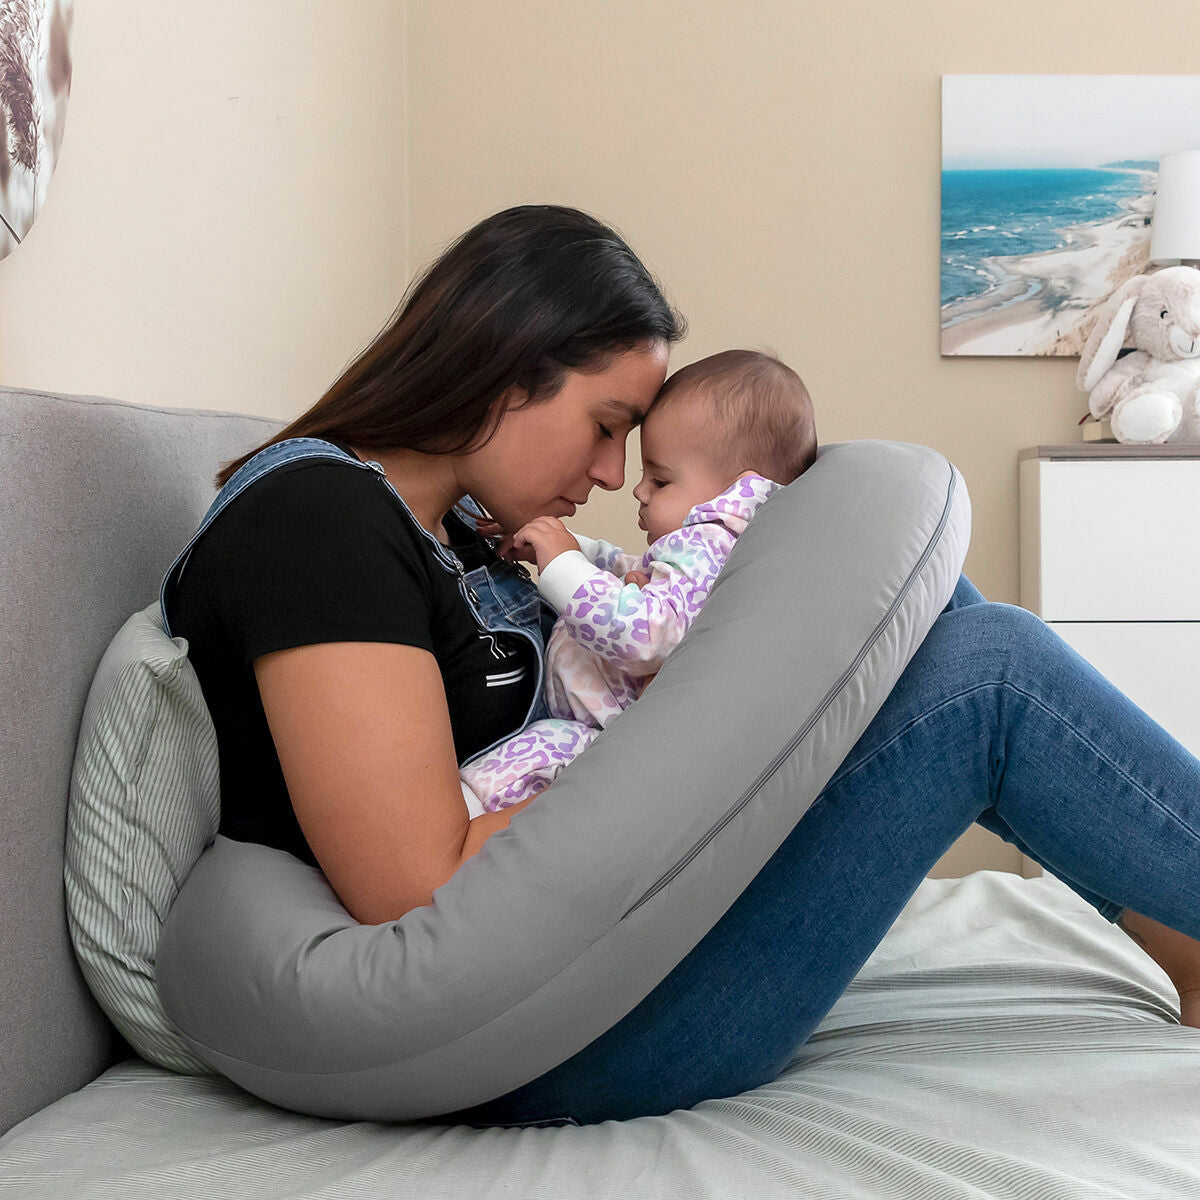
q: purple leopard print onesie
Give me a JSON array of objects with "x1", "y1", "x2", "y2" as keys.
[{"x1": 459, "y1": 472, "x2": 781, "y2": 812}]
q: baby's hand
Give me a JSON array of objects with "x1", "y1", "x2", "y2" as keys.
[
  {"x1": 623, "y1": 569, "x2": 651, "y2": 589},
  {"x1": 508, "y1": 516, "x2": 580, "y2": 571}
]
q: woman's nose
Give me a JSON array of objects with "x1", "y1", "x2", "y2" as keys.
[{"x1": 588, "y1": 441, "x2": 626, "y2": 492}]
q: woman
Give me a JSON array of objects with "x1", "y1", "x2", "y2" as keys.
[{"x1": 166, "y1": 204, "x2": 1200, "y2": 1128}]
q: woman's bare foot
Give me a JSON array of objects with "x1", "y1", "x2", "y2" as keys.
[{"x1": 1118, "y1": 908, "x2": 1200, "y2": 1027}]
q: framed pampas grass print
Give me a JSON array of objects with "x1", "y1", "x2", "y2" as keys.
[
  {"x1": 0, "y1": 0, "x2": 72, "y2": 261},
  {"x1": 940, "y1": 74, "x2": 1200, "y2": 357}
]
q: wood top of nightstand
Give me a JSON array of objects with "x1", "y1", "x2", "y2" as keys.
[{"x1": 1019, "y1": 444, "x2": 1200, "y2": 461}]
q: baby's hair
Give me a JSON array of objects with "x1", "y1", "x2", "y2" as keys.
[{"x1": 651, "y1": 349, "x2": 817, "y2": 485}]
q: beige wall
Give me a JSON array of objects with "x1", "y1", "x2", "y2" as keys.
[
  {"x1": 0, "y1": 0, "x2": 408, "y2": 417},
  {"x1": 6, "y1": 1, "x2": 1199, "y2": 875}
]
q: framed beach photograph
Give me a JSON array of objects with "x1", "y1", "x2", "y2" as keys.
[{"x1": 940, "y1": 74, "x2": 1200, "y2": 357}]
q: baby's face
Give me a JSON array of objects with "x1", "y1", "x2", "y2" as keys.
[{"x1": 631, "y1": 403, "x2": 738, "y2": 543}]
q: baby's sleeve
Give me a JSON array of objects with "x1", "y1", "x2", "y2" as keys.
[
  {"x1": 538, "y1": 524, "x2": 737, "y2": 674},
  {"x1": 570, "y1": 531, "x2": 647, "y2": 579}
]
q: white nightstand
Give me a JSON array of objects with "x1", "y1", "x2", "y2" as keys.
[{"x1": 1019, "y1": 444, "x2": 1200, "y2": 874}]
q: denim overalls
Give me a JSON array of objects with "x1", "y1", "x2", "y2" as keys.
[{"x1": 159, "y1": 437, "x2": 555, "y2": 767}]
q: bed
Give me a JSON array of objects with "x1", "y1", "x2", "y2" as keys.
[{"x1": 2, "y1": 870, "x2": 1197, "y2": 1198}]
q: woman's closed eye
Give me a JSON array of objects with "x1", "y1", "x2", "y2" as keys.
[{"x1": 598, "y1": 424, "x2": 614, "y2": 439}]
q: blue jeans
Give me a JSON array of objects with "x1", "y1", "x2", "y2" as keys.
[{"x1": 429, "y1": 573, "x2": 1200, "y2": 1127}]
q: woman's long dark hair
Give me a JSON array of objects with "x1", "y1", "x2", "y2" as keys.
[{"x1": 214, "y1": 205, "x2": 687, "y2": 488}]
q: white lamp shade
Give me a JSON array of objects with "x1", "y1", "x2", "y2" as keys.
[{"x1": 1150, "y1": 150, "x2": 1200, "y2": 264}]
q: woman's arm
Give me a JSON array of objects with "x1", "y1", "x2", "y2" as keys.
[{"x1": 254, "y1": 640, "x2": 536, "y2": 923}]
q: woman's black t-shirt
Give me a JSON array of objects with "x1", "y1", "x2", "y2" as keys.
[{"x1": 166, "y1": 440, "x2": 537, "y2": 868}]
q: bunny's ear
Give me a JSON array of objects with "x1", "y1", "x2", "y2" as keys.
[{"x1": 1077, "y1": 275, "x2": 1148, "y2": 392}]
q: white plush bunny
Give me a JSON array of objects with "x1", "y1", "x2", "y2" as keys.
[{"x1": 1077, "y1": 265, "x2": 1200, "y2": 444}]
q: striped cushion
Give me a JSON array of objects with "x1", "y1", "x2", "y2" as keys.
[{"x1": 64, "y1": 602, "x2": 219, "y2": 1075}]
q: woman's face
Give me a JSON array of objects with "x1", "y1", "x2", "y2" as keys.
[{"x1": 462, "y1": 340, "x2": 670, "y2": 532}]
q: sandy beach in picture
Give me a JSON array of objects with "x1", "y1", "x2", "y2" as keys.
[
  {"x1": 940, "y1": 168, "x2": 1154, "y2": 357},
  {"x1": 939, "y1": 73, "x2": 1200, "y2": 358}
]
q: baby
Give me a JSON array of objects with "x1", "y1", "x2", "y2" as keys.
[{"x1": 460, "y1": 348, "x2": 818, "y2": 812}]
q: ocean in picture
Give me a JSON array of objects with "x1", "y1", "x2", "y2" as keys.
[{"x1": 940, "y1": 164, "x2": 1155, "y2": 356}]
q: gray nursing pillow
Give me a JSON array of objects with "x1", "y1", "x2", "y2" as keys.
[{"x1": 155, "y1": 439, "x2": 971, "y2": 1121}]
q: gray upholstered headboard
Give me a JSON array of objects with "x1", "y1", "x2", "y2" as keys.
[{"x1": 0, "y1": 386, "x2": 283, "y2": 1134}]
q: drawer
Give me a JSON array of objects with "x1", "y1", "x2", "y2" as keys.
[
  {"x1": 1020, "y1": 458, "x2": 1200, "y2": 620},
  {"x1": 1048, "y1": 621, "x2": 1200, "y2": 758}
]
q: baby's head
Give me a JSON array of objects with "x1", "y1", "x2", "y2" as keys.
[{"x1": 632, "y1": 349, "x2": 817, "y2": 542}]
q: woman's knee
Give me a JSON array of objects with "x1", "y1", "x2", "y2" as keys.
[
  {"x1": 917, "y1": 600, "x2": 1050, "y2": 690},
  {"x1": 936, "y1": 596, "x2": 1044, "y2": 639},
  {"x1": 942, "y1": 572, "x2": 987, "y2": 612},
  {"x1": 979, "y1": 601, "x2": 1056, "y2": 658}
]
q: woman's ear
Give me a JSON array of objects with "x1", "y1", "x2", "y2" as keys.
[
  {"x1": 478, "y1": 385, "x2": 529, "y2": 436},
  {"x1": 1077, "y1": 275, "x2": 1148, "y2": 392}
]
